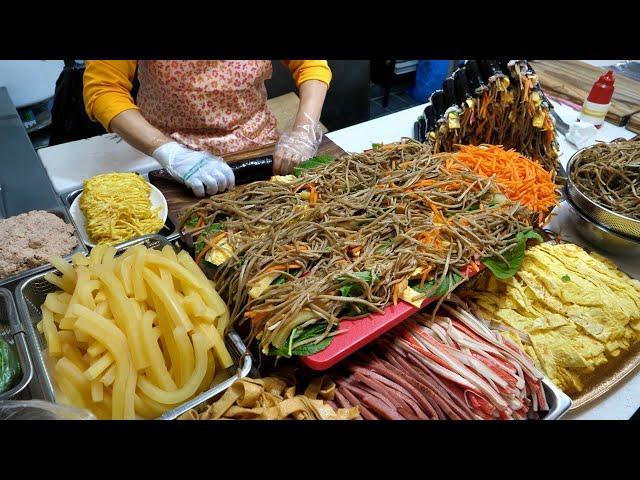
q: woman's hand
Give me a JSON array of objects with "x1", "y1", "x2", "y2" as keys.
[
  {"x1": 152, "y1": 142, "x2": 235, "y2": 198},
  {"x1": 273, "y1": 79, "x2": 328, "y2": 175},
  {"x1": 110, "y1": 109, "x2": 234, "y2": 197},
  {"x1": 273, "y1": 116, "x2": 323, "y2": 174}
]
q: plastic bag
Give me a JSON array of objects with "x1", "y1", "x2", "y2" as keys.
[
  {"x1": 0, "y1": 400, "x2": 96, "y2": 420},
  {"x1": 408, "y1": 60, "x2": 451, "y2": 103}
]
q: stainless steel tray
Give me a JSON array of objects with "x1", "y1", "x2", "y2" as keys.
[
  {"x1": 15, "y1": 233, "x2": 251, "y2": 419},
  {"x1": 159, "y1": 329, "x2": 251, "y2": 420},
  {"x1": 0, "y1": 207, "x2": 88, "y2": 288},
  {"x1": 541, "y1": 376, "x2": 572, "y2": 420},
  {"x1": 0, "y1": 288, "x2": 33, "y2": 400},
  {"x1": 61, "y1": 183, "x2": 180, "y2": 251}
]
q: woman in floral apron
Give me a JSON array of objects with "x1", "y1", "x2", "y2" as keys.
[{"x1": 83, "y1": 60, "x2": 331, "y2": 197}]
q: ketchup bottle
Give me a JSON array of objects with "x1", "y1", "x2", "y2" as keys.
[{"x1": 579, "y1": 70, "x2": 615, "y2": 128}]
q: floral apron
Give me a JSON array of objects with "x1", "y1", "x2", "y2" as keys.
[{"x1": 136, "y1": 60, "x2": 279, "y2": 156}]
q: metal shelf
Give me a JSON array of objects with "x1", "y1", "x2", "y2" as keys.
[
  {"x1": 26, "y1": 116, "x2": 51, "y2": 134},
  {"x1": 16, "y1": 95, "x2": 54, "y2": 111}
]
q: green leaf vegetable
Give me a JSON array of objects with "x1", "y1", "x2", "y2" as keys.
[
  {"x1": 194, "y1": 222, "x2": 223, "y2": 255},
  {"x1": 481, "y1": 230, "x2": 544, "y2": 280},
  {"x1": 561, "y1": 274, "x2": 571, "y2": 282},
  {"x1": 0, "y1": 338, "x2": 21, "y2": 394},
  {"x1": 410, "y1": 272, "x2": 463, "y2": 298},
  {"x1": 336, "y1": 271, "x2": 378, "y2": 317},
  {"x1": 337, "y1": 271, "x2": 375, "y2": 297},
  {"x1": 293, "y1": 155, "x2": 336, "y2": 177},
  {"x1": 269, "y1": 322, "x2": 334, "y2": 358},
  {"x1": 185, "y1": 216, "x2": 199, "y2": 227}
]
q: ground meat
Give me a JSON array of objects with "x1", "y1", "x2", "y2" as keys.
[{"x1": 0, "y1": 210, "x2": 78, "y2": 280}]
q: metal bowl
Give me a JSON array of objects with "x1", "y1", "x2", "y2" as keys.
[
  {"x1": 566, "y1": 146, "x2": 640, "y2": 240},
  {"x1": 565, "y1": 189, "x2": 640, "y2": 256}
]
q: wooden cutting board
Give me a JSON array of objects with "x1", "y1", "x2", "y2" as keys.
[
  {"x1": 628, "y1": 113, "x2": 640, "y2": 134},
  {"x1": 531, "y1": 60, "x2": 640, "y2": 126},
  {"x1": 149, "y1": 136, "x2": 346, "y2": 227}
]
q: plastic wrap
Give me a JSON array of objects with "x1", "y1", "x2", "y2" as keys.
[{"x1": 0, "y1": 400, "x2": 96, "y2": 420}]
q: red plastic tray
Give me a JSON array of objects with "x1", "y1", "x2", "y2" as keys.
[{"x1": 301, "y1": 264, "x2": 483, "y2": 370}]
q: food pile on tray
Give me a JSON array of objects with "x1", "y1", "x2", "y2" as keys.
[
  {"x1": 468, "y1": 242, "x2": 640, "y2": 396},
  {"x1": 180, "y1": 140, "x2": 548, "y2": 360},
  {"x1": 0, "y1": 210, "x2": 78, "y2": 282},
  {"x1": 415, "y1": 59, "x2": 560, "y2": 177},
  {"x1": 31, "y1": 241, "x2": 234, "y2": 419}
]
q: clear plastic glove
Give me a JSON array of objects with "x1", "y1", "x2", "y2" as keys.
[
  {"x1": 273, "y1": 115, "x2": 323, "y2": 175},
  {"x1": 0, "y1": 400, "x2": 96, "y2": 420},
  {"x1": 152, "y1": 141, "x2": 235, "y2": 198}
]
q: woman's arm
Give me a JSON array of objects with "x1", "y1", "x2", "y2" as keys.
[
  {"x1": 84, "y1": 60, "x2": 172, "y2": 155},
  {"x1": 109, "y1": 109, "x2": 233, "y2": 197},
  {"x1": 293, "y1": 79, "x2": 328, "y2": 128},
  {"x1": 274, "y1": 61, "x2": 332, "y2": 174},
  {"x1": 84, "y1": 60, "x2": 232, "y2": 196},
  {"x1": 83, "y1": 60, "x2": 139, "y2": 130},
  {"x1": 109, "y1": 109, "x2": 172, "y2": 156},
  {"x1": 283, "y1": 60, "x2": 331, "y2": 126}
]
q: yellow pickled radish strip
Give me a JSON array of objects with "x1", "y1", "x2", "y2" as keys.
[
  {"x1": 137, "y1": 332, "x2": 208, "y2": 405},
  {"x1": 140, "y1": 310, "x2": 177, "y2": 391}
]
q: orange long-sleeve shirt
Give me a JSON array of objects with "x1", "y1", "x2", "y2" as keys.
[{"x1": 83, "y1": 60, "x2": 332, "y2": 131}]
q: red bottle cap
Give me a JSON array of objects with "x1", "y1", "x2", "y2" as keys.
[{"x1": 587, "y1": 70, "x2": 615, "y2": 104}]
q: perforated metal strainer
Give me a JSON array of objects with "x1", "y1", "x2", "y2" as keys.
[{"x1": 566, "y1": 147, "x2": 640, "y2": 240}]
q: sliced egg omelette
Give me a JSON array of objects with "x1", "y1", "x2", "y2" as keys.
[{"x1": 469, "y1": 243, "x2": 640, "y2": 394}]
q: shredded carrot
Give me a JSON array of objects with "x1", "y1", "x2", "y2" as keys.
[
  {"x1": 208, "y1": 232, "x2": 227, "y2": 245},
  {"x1": 419, "y1": 265, "x2": 434, "y2": 288},
  {"x1": 443, "y1": 156, "x2": 465, "y2": 173},
  {"x1": 418, "y1": 230, "x2": 440, "y2": 245},
  {"x1": 453, "y1": 144, "x2": 558, "y2": 217},
  {"x1": 442, "y1": 182, "x2": 461, "y2": 191},
  {"x1": 195, "y1": 244, "x2": 213, "y2": 265},
  {"x1": 392, "y1": 283, "x2": 400, "y2": 305},
  {"x1": 244, "y1": 309, "x2": 270, "y2": 326},
  {"x1": 309, "y1": 185, "x2": 318, "y2": 204},
  {"x1": 295, "y1": 183, "x2": 318, "y2": 204},
  {"x1": 425, "y1": 201, "x2": 447, "y2": 224},
  {"x1": 467, "y1": 262, "x2": 481, "y2": 274},
  {"x1": 406, "y1": 179, "x2": 435, "y2": 191},
  {"x1": 285, "y1": 244, "x2": 309, "y2": 253},
  {"x1": 195, "y1": 232, "x2": 228, "y2": 264},
  {"x1": 263, "y1": 263, "x2": 301, "y2": 274}
]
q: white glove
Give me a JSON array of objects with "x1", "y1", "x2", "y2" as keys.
[
  {"x1": 273, "y1": 115, "x2": 323, "y2": 175},
  {"x1": 152, "y1": 142, "x2": 235, "y2": 198}
]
